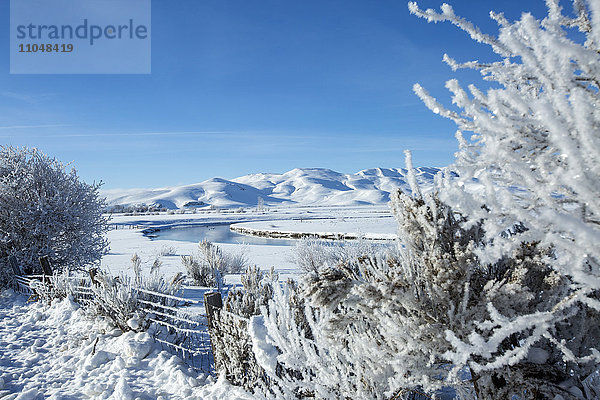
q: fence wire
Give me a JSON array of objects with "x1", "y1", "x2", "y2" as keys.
[{"x1": 13, "y1": 274, "x2": 217, "y2": 374}]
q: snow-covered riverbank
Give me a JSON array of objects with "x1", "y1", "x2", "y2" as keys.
[{"x1": 230, "y1": 216, "x2": 397, "y2": 241}]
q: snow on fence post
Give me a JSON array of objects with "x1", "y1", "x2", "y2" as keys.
[{"x1": 204, "y1": 292, "x2": 223, "y2": 370}]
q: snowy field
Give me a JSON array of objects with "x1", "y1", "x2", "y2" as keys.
[
  {"x1": 101, "y1": 228, "x2": 299, "y2": 285},
  {"x1": 101, "y1": 205, "x2": 395, "y2": 285}
]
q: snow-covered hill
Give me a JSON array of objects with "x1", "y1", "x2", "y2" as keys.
[{"x1": 101, "y1": 167, "x2": 440, "y2": 210}]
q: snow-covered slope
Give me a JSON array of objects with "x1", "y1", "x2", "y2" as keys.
[{"x1": 102, "y1": 167, "x2": 439, "y2": 209}]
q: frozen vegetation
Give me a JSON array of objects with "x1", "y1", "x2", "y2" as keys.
[{"x1": 233, "y1": 1, "x2": 600, "y2": 398}]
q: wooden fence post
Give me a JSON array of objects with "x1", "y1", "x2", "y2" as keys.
[
  {"x1": 8, "y1": 256, "x2": 21, "y2": 275},
  {"x1": 39, "y1": 256, "x2": 52, "y2": 275},
  {"x1": 39, "y1": 256, "x2": 53, "y2": 286},
  {"x1": 204, "y1": 292, "x2": 223, "y2": 371}
]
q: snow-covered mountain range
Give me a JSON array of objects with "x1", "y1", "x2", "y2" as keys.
[{"x1": 101, "y1": 167, "x2": 440, "y2": 210}]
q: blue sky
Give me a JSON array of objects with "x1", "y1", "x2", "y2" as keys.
[{"x1": 0, "y1": 0, "x2": 549, "y2": 188}]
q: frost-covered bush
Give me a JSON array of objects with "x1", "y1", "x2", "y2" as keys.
[
  {"x1": 292, "y1": 239, "x2": 333, "y2": 274},
  {"x1": 156, "y1": 245, "x2": 177, "y2": 257},
  {"x1": 293, "y1": 238, "x2": 383, "y2": 273},
  {"x1": 182, "y1": 240, "x2": 247, "y2": 287},
  {"x1": 88, "y1": 255, "x2": 184, "y2": 332},
  {"x1": 199, "y1": 240, "x2": 247, "y2": 275},
  {"x1": 181, "y1": 254, "x2": 217, "y2": 287},
  {"x1": 87, "y1": 273, "x2": 142, "y2": 332},
  {"x1": 29, "y1": 271, "x2": 77, "y2": 303},
  {"x1": 387, "y1": 186, "x2": 594, "y2": 398},
  {"x1": 407, "y1": 0, "x2": 600, "y2": 396},
  {"x1": 253, "y1": 189, "x2": 481, "y2": 398},
  {"x1": 251, "y1": 180, "x2": 599, "y2": 398},
  {"x1": 225, "y1": 266, "x2": 278, "y2": 318},
  {"x1": 0, "y1": 146, "x2": 108, "y2": 286},
  {"x1": 409, "y1": 0, "x2": 600, "y2": 287}
]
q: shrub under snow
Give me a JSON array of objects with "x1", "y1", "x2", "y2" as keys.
[{"x1": 182, "y1": 240, "x2": 248, "y2": 287}]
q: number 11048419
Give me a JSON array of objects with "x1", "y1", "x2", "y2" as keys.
[{"x1": 19, "y1": 43, "x2": 73, "y2": 53}]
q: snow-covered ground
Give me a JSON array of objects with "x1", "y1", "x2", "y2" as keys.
[{"x1": 0, "y1": 289, "x2": 257, "y2": 400}]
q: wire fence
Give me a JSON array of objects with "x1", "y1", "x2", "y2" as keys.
[
  {"x1": 12, "y1": 273, "x2": 218, "y2": 373},
  {"x1": 134, "y1": 286, "x2": 214, "y2": 371}
]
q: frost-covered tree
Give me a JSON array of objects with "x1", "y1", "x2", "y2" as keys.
[
  {"x1": 0, "y1": 146, "x2": 108, "y2": 285},
  {"x1": 407, "y1": 0, "x2": 600, "y2": 396},
  {"x1": 257, "y1": 196, "x2": 265, "y2": 212},
  {"x1": 409, "y1": 0, "x2": 600, "y2": 287}
]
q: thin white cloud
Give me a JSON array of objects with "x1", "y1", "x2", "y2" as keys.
[
  {"x1": 0, "y1": 129, "x2": 343, "y2": 140},
  {"x1": 0, "y1": 124, "x2": 67, "y2": 130},
  {"x1": 1, "y1": 91, "x2": 55, "y2": 104},
  {"x1": 50, "y1": 130, "x2": 235, "y2": 138}
]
